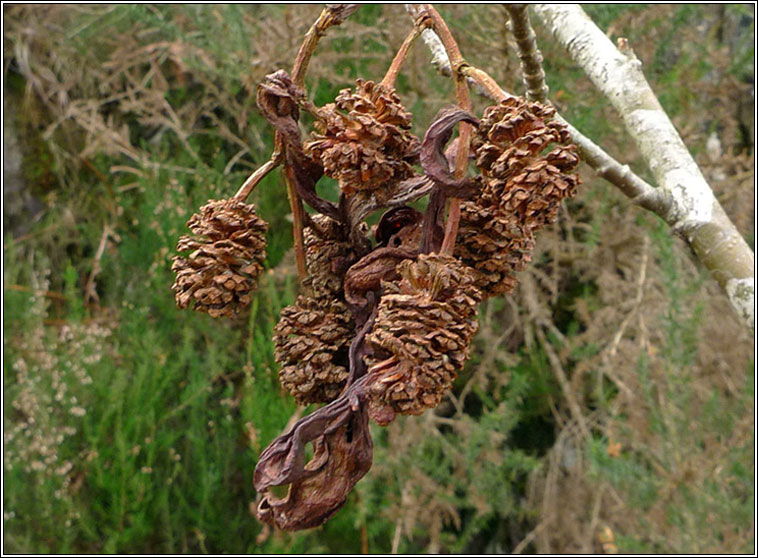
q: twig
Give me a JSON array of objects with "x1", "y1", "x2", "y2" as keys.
[
  {"x1": 391, "y1": 517, "x2": 402, "y2": 554},
  {"x1": 5, "y1": 284, "x2": 67, "y2": 301},
  {"x1": 223, "y1": 147, "x2": 250, "y2": 176},
  {"x1": 283, "y1": 163, "x2": 308, "y2": 280},
  {"x1": 284, "y1": 6, "x2": 354, "y2": 280},
  {"x1": 505, "y1": 4, "x2": 549, "y2": 103},
  {"x1": 536, "y1": 411, "x2": 601, "y2": 552},
  {"x1": 584, "y1": 483, "x2": 606, "y2": 553},
  {"x1": 381, "y1": 23, "x2": 425, "y2": 88},
  {"x1": 501, "y1": 7, "x2": 665, "y2": 210},
  {"x1": 608, "y1": 236, "x2": 649, "y2": 359},
  {"x1": 557, "y1": 116, "x2": 670, "y2": 214},
  {"x1": 84, "y1": 224, "x2": 114, "y2": 304},
  {"x1": 410, "y1": 4, "x2": 473, "y2": 256},
  {"x1": 512, "y1": 522, "x2": 545, "y2": 554},
  {"x1": 361, "y1": 522, "x2": 369, "y2": 554},
  {"x1": 523, "y1": 275, "x2": 590, "y2": 439},
  {"x1": 453, "y1": 316, "x2": 514, "y2": 417},
  {"x1": 291, "y1": 4, "x2": 359, "y2": 88},
  {"x1": 292, "y1": 5, "x2": 359, "y2": 279},
  {"x1": 246, "y1": 5, "x2": 358, "y2": 280},
  {"x1": 538, "y1": 326, "x2": 589, "y2": 438},
  {"x1": 406, "y1": 5, "x2": 489, "y2": 96},
  {"x1": 233, "y1": 156, "x2": 280, "y2": 201}
]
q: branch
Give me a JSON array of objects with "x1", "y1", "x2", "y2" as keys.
[
  {"x1": 381, "y1": 23, "x2": 423, "y2": 88},
  {"x1": 291, "y1": 4, "x2": 360, "y2": 87},
  {"x1": 504, "y1": 4, "x2": 549, "y2": 103},
  {"x1": 235, "y1": 6, "x2": 358, "y2": 280},
  {"x1": 556, "y1": 116, "x2": 671, "y2": 216},
  {"x1": 533, "y1": 4, "x2": 754, "y2": 333},
  {"x1": 405, "y1": 4, "x2": 489, "y2": 96},
  {"x1": 285, "y1": 4, "x2": 359, "y2": 279},
  {"x1": 501, "y1": 5, "x2": 670, "y2": 214},
  {"x1": 233, "y1": 156, "x2": 278, "y2": 201}
]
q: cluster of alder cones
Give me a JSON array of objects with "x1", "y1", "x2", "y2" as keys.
[{"x1": 170, "y1": 10, "x2": 579, "y2": 533}]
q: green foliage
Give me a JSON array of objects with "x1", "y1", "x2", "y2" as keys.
[
  {"x1": 356, "y1": 362, "x2": 541, "y2": 553},
  {"x1": 584, "y1": 219, "x2": 754, "y2": 554}
]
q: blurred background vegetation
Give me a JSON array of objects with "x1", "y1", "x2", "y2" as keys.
[{"x1": 2, "y1": 4, "x2": 754, "y2": 554}]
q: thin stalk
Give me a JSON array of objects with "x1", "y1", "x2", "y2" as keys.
[
  {"x1": 284, "y1": 163, "x2": 308, "y2": 280},
  {"x1": 381, "y1": 23, "x2": 424, "y2": 88},
  {"x1": 281, "y1": 165, "x2": 307, "y2": 279},
  {"x1": 440, "y1": 79, "x2": 472, "y2": 256},
  {"x1": 460, "y1": 65, "x2": 508, "y2": 102},
  {"x1": 233, "y1": 155, "x2": 280, "y2": 201},
  {"x1": 416, "y1": 5, "x2": 466, "y2": 70},
  {"x1": 283, "y1": 5, "x2": 358, "y2": 279},
  {"x1": 291, "y1": 5, "x2": 359, "y2": 87},
  {"x1": 414, "y1": 5, "x2": 473, "y2": 256}
]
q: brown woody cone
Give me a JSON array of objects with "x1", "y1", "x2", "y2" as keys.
[
  {"x1": 364, "y1": 254, "x2": 481, "y2": 424},
  {"x1": 274, "y1": 216, "x2": 358, "y2": 405},
  {"x1": 304, "y1": 78, "x2": 421, "y2": 196},
  {"x1": 171, "y1": 198, "x2": 267, "y2": 318},
  {"x1": 455, "y1": 201, "x2": 535, "y2": 296},
  {"x1": 274, "y1": 295, "x2": 354, "y2": 405},
  {"x1": 473, "y1": 97, "x2": 580, "y2": 227},
  {"x1": 456, "y1": 97, "x2": 580, "y2": 296},
  {"x1": 303, "y1": 215, "x2": 358, "y2": 299}
]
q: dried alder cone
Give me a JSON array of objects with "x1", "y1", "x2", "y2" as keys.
[
  {"x1": 274, "y1": 216, "x2": 357, "y2": 404},
  {"x1": 171, "y1": 198, "x2": 267, "y2": 317},
  {"x1": 456, "y1": 97, "x2": 580, "y2": 296},
  {"x1": 364, "y1": 254, "x2": 482, "y2": 425},
  {"x1": 252, "y1": 96, "x2": 581, "y2": 531},
  {"x1": 455, "y1": 201, "x2": 536, "y2": 296},
  {"x1": 302, "y1": 215, "x2": 357, "y2": 298},
  {"x1": 304, "y1": 78, "x2": 421, "y2": 196},
  {"x1": 473, "y1": 97, "x2": 579, "y2": 226},
  {"x1": 274, "y1": 295, "x2": 353, "y2": 404},
  {"x1": 169, "y1": 10, "x2": 583, "y2": 530}
]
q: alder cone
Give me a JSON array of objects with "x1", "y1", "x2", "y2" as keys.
[
  {"x1": 171, "y1": 198, "x2": 267, "y2": 318},
  {"x1": 472, "y1": 97, "x2": 580, "y2": 228},
  {"x1": 303, "y1": 215, "x2": 357, "y2": 299},
  {"x1": 364, "y1": 254, "x2": 481, "y2": 424},
  {"x1": 455, "y1": 201, "x2": 535, "y2": 296},
  {"x1": 456, "y1": 97, "x2": 580, "y2": 296},
  {"x1": 304, "y1": 78, "x2": 420, "y2": 196},
  {"x1": 274, "y1": 295, "x2": 354, "y2": 405}
]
